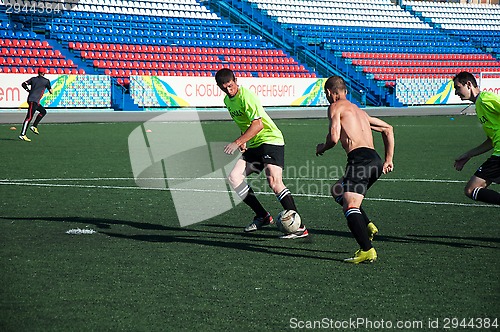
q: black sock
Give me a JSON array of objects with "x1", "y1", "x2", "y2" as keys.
[
  {"x1": 33, "y1": 114, "x2": 44, "y2": 127},
  {"x1": 472, "y1": 187, "x2": 500, "y2": 205},
  {"x1": 277, "y1": 188, "x2": 303, "y2": 227},
  {"x1": 335, "y1": 196, "x2": 370, "y2": 226},
  {"x1": 276, "y1": 188, "x2": 297, "y2": 211},
  {"x1": 345, "y1": 207, "x2": 372, "y2": 251},
  {"x1": 234, "y1": 183, "x2": 267, "y2": 217}
]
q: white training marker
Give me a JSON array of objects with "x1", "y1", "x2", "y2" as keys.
[{"x1": 66, "y1": 228, "x2": 97, "y2": 235}]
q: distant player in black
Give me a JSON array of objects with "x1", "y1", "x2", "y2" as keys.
[{"x1": 19, "y1": 67, "x2": 53, "y2": 142}]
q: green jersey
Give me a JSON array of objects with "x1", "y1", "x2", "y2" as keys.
[
  {"x1": 476, "y1": 91, "x2": 500, "y2": 156},
  {"x1": 224, "y1": 86, "x2": 284, "y2": 148}
]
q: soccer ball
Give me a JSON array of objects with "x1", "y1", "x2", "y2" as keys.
[{"x1": 276, "y1": 210, "x2": 301, "y2": 234}]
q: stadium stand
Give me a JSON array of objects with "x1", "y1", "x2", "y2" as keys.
[
  {"x1": 0, "y1": 0, "x2": 499, "y2": 107},
  {"x1": 249, "y1": 1, "x2": 499, "y2": 72},
  {"x1": 0, "y1": 37, "x2": 82, "y2": 74},
  {"x1": 68, "y1": 42, "x2": 313, "y2": 78},
  {"x1": 238, "y1": 0, "x2": 500, "y2": 105},
  {"x1": 403, "y1": 0, "x2": 500, "y2": 54},
  {"x1": 47, "y1": 8, "x2": 314, "y2": 79}
]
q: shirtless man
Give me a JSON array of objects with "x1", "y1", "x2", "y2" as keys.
[{"x1": 316, "y1": 75, "x2": 395, "y2": 264}]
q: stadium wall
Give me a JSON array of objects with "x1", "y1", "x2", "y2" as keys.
[
  {"x1": 395, "y1": 76, "x2": 500, "y2": 105},
  {"x1": 0, "y1": 74, "x2": 111, "y2": 108},
  {"x1": 129, "y1": 76, "x2": 328, "y2": 107},
  {"x1": 1, "y1": 74, "x2": 499, "y2": 110}
]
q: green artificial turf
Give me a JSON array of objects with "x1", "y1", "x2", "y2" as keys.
[{"x1": 1, "y1": 115, "x2": 498, "y2": 331}]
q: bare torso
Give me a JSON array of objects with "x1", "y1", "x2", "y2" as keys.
[
  {"x1": 317, "y1": 87, "x2": 393, "y2": 175},
  {"x1": 335, "y1": 99, "x2": 374, "y2": 153}
]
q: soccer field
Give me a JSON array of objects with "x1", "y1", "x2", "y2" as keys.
[{"x1": 1, "y1": 115, "x2": 499, "y2": 331}]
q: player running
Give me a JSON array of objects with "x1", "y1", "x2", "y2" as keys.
[
  {"x1": 453, "y1": 71, "x2": 500, "y2": 205},
  {"x1": 19, "y1": 67, "x2": 53, "y2": 142},
  {"x1": 316, "y1": 75, "x2": 394, "y2": 263},
  {"x1": 215, "y1": 68, "x2": 308, "y2": 239}
]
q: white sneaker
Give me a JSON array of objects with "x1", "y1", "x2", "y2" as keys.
[
  {"x1": 279, "y1": 226, "x2": 309, "y2": 239},
  {"x1": 244, "y1": 213, "x2": 273, "y2": 232}
]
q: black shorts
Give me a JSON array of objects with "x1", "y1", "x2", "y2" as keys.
[
  {"x1": 343, "y1": 147, "x2": 383, "y2": 196},
  {"x1": 474, "y1": 155, "x2": 500, "y2": 184},
  {"x1": 242, "y1": 143, "x2": 285, "y2": 173}
]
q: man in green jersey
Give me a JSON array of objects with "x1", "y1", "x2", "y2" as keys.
[
  {"x1": 215, "y1": 68, "x2": 308, "y2": 238},
  {"x1": 453, "y1": 71, "x2": 500, "y2": 205}
]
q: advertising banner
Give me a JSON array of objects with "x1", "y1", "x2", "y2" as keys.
[
  {"x1": 397, "y1": 76, "x2": 500, "y2": 105},
  {"x1": 129, "y1": 76, "x2": 328, "y2": 107},
  {"x1": 0, "y1": 74, "x2": 111, "y2": 108}
]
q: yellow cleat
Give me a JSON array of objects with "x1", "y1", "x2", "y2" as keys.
[
  {"x1": 367, "y1": 222, "x2": 378, "y2": 241},
  {"x1": 18, "y1": 135, "x2": 31, "y2": 142},
  {"x1": 344, "y1": 247, "x2": 377, "y2": 264},
  {"x1": 30, "y1": 126, "x2": 39, "y2": 135}
]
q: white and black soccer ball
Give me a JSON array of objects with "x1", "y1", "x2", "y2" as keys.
[{"x1": 276, "y1": 210, "x2": 301, "y2": 234}]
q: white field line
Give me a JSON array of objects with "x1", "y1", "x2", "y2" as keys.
[
  {"x1": 0, "y1": 177, "x2": 466, "y2": 183},
  {"x1": 0, "y1": 177, "x2": 497, "y2": 208}
]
